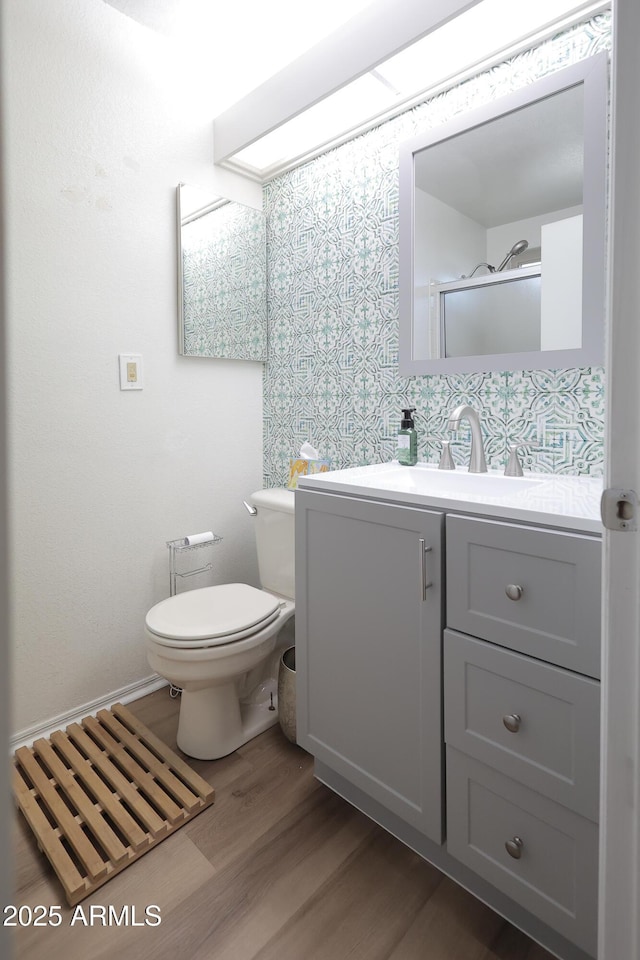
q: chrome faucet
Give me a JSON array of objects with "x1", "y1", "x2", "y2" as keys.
[{"x1": 447, "y1": 404, "x2": 487, "y2": 473}]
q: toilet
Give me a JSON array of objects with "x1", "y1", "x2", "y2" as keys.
[{"x1": 145, "y1": 488, "x2": 295, "y2": 760}]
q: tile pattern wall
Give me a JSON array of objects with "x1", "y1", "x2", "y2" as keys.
[
  {"x1": 182, "y1": 201, "x2": 267, "y2": 360},
  {"x1": 263, "y1": 15, "x2": 610, "y2": 486}
]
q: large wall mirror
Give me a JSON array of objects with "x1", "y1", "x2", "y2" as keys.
[
  {"x1": 398, "y1": 54, "x2": 608, "y2": 375},
  {"x1": 177, "y1": 183, "x2": 267, "y2": 360}
]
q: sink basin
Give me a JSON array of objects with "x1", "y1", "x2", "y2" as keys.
[{"x1": 354, "y1": 465, "x2": 545, "y2": 498}]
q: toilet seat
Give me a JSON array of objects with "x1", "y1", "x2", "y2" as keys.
[{"x1": 145, "y1": 582, "x2": 282, "y2": 649}]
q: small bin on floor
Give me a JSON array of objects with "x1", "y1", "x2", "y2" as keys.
[{"x1": 278, "y1": 647, "x2": 296, "y2": 743}]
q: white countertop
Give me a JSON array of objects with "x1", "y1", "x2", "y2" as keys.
[{"x1": 297, "y1": 461, "x2": 604, "y2": 534}]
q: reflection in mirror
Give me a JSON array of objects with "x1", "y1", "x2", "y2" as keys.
[
  {"x1": 399, "y1": 54, "x2": 607, "y2": 375},
  {"x1": 439, "y1": 269, "x2": 542, "y2": 357},
  {"x1": 177, "y1": 183, "x2": 267, "y2": 360}
]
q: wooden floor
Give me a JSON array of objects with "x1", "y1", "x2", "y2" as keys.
[{"x1": 12, "y1": 688, "x2": 554, "y2": 960}]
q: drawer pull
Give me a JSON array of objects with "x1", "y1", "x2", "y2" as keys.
[
  {"x1": 502, "y1": 713, "x2": 521, "y2": 733},
  {"x1": 505, "y1": 836, "x2": 524, "y2": 860},
  {"x1": 505, "y1": 583, "x2": 523, "y2": 601}
]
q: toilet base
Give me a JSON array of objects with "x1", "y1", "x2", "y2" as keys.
[{"x1": 176, "y1": 677, "x2": 280, "y2": 760}]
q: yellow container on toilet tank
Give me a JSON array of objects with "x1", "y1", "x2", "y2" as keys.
[{"x1": 287, "y1": 458, "x2": 331, "y2": 490}]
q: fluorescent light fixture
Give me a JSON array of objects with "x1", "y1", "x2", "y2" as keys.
[
  {"x1": 234, "y1": 72, "x2": 400, "y2": 171},
  {"x1": 225, "y1": 0, "x2": 607, "y2": 179},
  {"x1": 376, "y1": 0, "x2": 599, "y2": 93}
]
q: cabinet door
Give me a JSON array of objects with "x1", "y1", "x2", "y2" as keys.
[{"x1": 296, "y1": 490, "x2": 444, "y2": 843}]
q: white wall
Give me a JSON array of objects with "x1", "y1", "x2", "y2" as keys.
[
  {"x1": 4, "y1": 0, "x2": 265, "y2": 735},
  {"x1": 540, "y1": 215, "x2": 583, "y2": 350},
  {"x1": 485, "y1": 205, "x2": 582, "y2": 263}
]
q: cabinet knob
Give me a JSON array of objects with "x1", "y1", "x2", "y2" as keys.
[
  {"x1": 505, "y1": 836, "x2": 524, "y2": 860},
  {"x1": 502, "y1": 713, "x2": 521, "y2": 733},
  {"x1": 505, "y1": 583, "x2": 523, "y2": 601}
]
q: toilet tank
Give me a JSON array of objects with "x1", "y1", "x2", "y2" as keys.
[{"x1": 250, "y1": 488, "x2": 295, "y2": 599}]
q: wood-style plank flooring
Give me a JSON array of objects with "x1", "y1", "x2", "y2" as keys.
[{"x1": 12, "y1": 688, "x2": 554, "y2": 960}]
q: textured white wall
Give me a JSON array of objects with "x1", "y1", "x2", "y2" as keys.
[{"x1": 4, "y1": 0, "x2": 265, "y2": 734}]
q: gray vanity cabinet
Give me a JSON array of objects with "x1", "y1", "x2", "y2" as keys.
[
  {"x1": 297, "y1": 489, "x2": 602, "y2": 959},
  {"x1": 295, "y1": 489, "x2": 444, "y2": 843}
]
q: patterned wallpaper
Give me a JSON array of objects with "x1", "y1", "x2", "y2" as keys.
[
  {"x1": 263, "y1": 15, "x2": 610, "y2": 487},
  {"x1": 182, "y1": 200, "x2": 267, "y2": 360}
]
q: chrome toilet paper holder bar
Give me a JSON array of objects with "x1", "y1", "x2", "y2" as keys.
[{"x1": 166, "y1": 533, "x2": 223, "y2": 597}]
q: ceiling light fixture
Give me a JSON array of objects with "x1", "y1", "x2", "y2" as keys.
[{"x1": 217, "y1": 0, "x2": 608, "y2": 182}]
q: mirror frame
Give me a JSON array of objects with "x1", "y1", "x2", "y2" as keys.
[
  {"x1": 398, "y1": 53, "x2": 608, "y2": 376},
  {"x1": 176, "y1": 183, "x2": 268, "y2": 361}
]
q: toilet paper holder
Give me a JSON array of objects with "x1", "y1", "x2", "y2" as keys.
[{"x1": 166, "y1": 532, "x2": 223, "y2": 597}]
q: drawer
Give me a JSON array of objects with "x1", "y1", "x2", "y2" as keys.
[
  {"x1": 446, "y1": 514, "x2": 601, "y2": 677},
  {"x1": 446, "y1": 748, "x2": 598, "y2": 956},
  {"x1": 444, "y1": 630, "x2": 600, "y2": 820}
]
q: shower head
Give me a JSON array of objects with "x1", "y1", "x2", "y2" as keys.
[{"x1": 496, "y1": 239, "x2": 529, "y2": 272}]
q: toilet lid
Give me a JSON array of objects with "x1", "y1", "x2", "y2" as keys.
[{"x1": 145, "y1": 583, "x2": 281, "y2": 643}]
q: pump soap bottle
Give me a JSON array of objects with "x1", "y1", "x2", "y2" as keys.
[{"x1": 397, "y1": 408, "x2": 418, "y2": 466}]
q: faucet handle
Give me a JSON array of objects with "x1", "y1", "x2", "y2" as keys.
[
  {"x1": 505, "y1": 443, "x2": 527, "y2": 477},
  {"x1": 438, "y1": 440, "x2": 455, "y2": 471}
]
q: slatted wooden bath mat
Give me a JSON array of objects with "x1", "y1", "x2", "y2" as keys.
[{"x1": 12, "y1": 702, "x2": 215, "y2": 906}]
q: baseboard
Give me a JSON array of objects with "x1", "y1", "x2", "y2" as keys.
[{"x1": 10, "y1": 674, "x2": 169, "y2": 752}]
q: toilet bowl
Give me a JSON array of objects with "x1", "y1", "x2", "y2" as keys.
[{"x1": 145, "y1": 489, "x2": 295, "y2": 760}]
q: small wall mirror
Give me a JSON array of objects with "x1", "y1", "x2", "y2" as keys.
[
  {"x1": 399, "y1": 54, "x2": 607, "y2": 375},
  {"x1": 177, "y1": 183, "x2": 267, "y2": 360}
]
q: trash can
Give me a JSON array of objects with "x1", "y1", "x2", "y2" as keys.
[{"x1": 278, "y1": 646, "x2": 296, "y2": 743}]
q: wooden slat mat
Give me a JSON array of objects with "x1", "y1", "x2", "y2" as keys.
[{"x1": 13, "y1": 702, "x2": 215, "y2": 906}]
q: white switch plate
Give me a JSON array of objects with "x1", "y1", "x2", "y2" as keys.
[{"x1": 119, "y1": 354, "x2": 143, "y2": 390}]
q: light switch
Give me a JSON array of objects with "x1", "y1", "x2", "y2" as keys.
[{"x1": 119, "y1": 354, "x2": 143, "y2": 390}]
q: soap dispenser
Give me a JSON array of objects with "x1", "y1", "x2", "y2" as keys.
[{"x1": 397, "y1": 408, "x2": 418, "y2": 466}]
